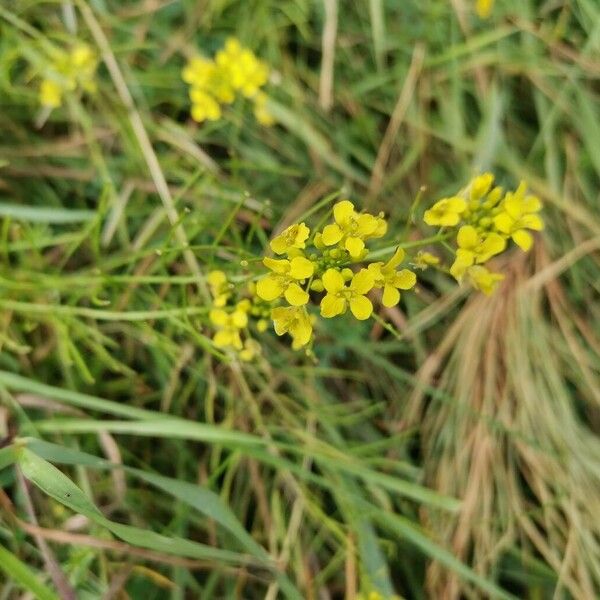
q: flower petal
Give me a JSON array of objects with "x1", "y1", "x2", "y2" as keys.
[
  {"x1": 289, "y1": 256, "x2": 314, "y2": 279},
  {"x1": 394, "y1": 269, "x2": 417, "y2": 290},
  {"x1": 457, "y1": 225, "x2": 479, "y2": 250},
  {"x1": 382, "y1": 284, "x2": 400, "y2": 308},
  {"x1": 320, "y1": 294, "x2": 346, "y2": 318},
  {"x1": 263, "y1": 257, "x2": 290, "y2": 274},
  {"x1": 256, "y1": 276, "x2": 284, "y2": 301},
  {"x1": 322, "y1": 269, "x2": 345, "y2": 293},
  {"x1": 209, "y1": 309, "x2": 229, "y2": 327},
  {"x1": 512, "y1": 229, "x2": 533, "y2": 251},
  {"x1": 351, "y1": 269, "x2": 375, "y2": 294},
  {"x1": 349, "y1": 295, "x2": 373, "y2": 320},
  {"x1": 345, "y1": 236, "x2": 365, "y2": 258},
  {"x1": 321, "y1": 223, "x2": 343, "y2": 246},
  {"x1": 385, "y1": 247, "x2": 405, "y2": 270},
  {"x1": 284, "y1": 283, "x2": 309, "y2": 306},
  {"x1": 333, "y1": 200, "x2": 355, "y2": 225}
]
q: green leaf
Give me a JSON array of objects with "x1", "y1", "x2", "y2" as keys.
[
  {"x1": 0, "y1": 444, "x2": 15, "y2": 471},
  {"x1": 0, "y1": 545, "x2": 60, "y2": 600},
  {"x1": 17, "y1": 448, "x2": 259, "y2": 567},
  {"x1": 0, "y1": 203, "x2": 96, "y2": 223}
]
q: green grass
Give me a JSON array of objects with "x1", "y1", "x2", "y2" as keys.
[{"x1": 1, "y1": 0, "x2": 600, "y2": 598}]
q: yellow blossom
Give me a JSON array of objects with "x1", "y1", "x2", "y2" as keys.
[
  {"x1": 39, "y1": 79, "x2": 63, "y2": 108},
  {"x1": 239, "y1": 338, "x2": 261, "y2": 361},
  {"x1": 271, "y1": 305, "x2": 313, "y2": 349},
  {"x1": 207, "y1": 270, "x2": 230, "y2": 307},
  {"x1": 413, "y1": 251, "x2": 440, "y2": 270},
  {"x1": 423, "y1": 197, "x2": 467, "y2": 227},
  {"x1": 189, "y1": 88, "x2": 222, "y2": 122},
  {"x1": 476, "y1": 0, "x2": 494, "y2": 18},
  {"x1": 493, "y1": 183, "x2": 544, "y2": 251},
  {"x1": 256, "y1": 256, "x2": 314, "y2": 305},
  {"x1": 465, "y1": 265, "x2": 504, "y2": 295},
  {"x1": 270, "y1": 222, "x2": 310, "y2": 255},
  {"x1": 216, "y1": 38, "x2": 269, "y2": 98},
  {"x1": 469, "y1": 172, "x2": 494, "y2": 200},
  {"x1": 449, "y1": 225, "x2": 506, "y2": 280},
  {"x1": 320, "y1": 268, "x2": 374, "y2": 320},
  {"x1": 321, "y1": 200, "x2": 387, "y2": 258},
  {"x1": 368, "y1": 248, "x2": 417, "y2": 308},
  {"x1": 209, "y1": 306, "x2": 248, "y2": 350}
]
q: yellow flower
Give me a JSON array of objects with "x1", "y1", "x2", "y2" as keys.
[
  {"x1": 476, "y1": 0, "x2": 494, "y2": 18},
  {"x1": 413, "y1": 251, "x2": 440, "y2": 270},
  {"x1": 216, "y1": 38, "x2": 269, "y2": 99},
  {"x1": 469, "y1": 172, "x2": 494, "y2": 200},
  {"x1": 239, "y1": 338, "x2": 261, "y2": 361},
  {"x1": 207, "y1": 270, "x2": 229, "y2": 307},
  {"x1": 253, "y1": 91, "x2": 275, "y2": 126},
  {"x1": 182, "y1": 56, "x2": 216, "y2": 87},
  {"x1": 270, "y1": 222, "x2": 310, "y2": 255},
  {"x1": 189, "y1": 88, "x2": 222, "y2": 122},
  {"x1": 209, "y1": 306, "x2": 248, "y2": 350},
  {"x1": 493, "y1": 183, "x2": 544, "y2": 251},
  {"x1": 465, "y1": 265, "x2": 504, "y2": 295},
  {"x1": 256, "y1": 256, "x2": 314, "y2": 305},
  {"x1": 367, "y1": 248, "x2": 417, "y2": 308},
  {"x1": 423, "y1": 197, "x2": 467, "y2": 227},
  {"x1": 449, "y1": 225, "x2": 506, "y2": 280},
  {"x1": 321, "y1": 200, "x2": 387, "y2": 258},
  {"x1": 271, "y1": 305, "x2": 313, "y2": 349},
  {"x1": 39, "y1": 79, "x2": 63, "y2": 108},
  {"x1": 320, "y1": 268, "x2": 374, "y2": 320}
]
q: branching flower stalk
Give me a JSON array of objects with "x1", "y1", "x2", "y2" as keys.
[{"x1": 207, "y1": 173, "x2": 544, "y2": 357}]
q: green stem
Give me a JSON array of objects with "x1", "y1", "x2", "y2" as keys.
[{"x1": 367, "y1": 232, "x2": 453, "y2": 260}]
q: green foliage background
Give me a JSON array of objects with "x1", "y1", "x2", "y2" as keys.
[{"x1": 1, "y1": 0, "x2": 599, "y2": 598}]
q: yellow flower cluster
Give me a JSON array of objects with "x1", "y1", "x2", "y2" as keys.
[
  {"x1": 255, "y1": 200, "x2": 417, "y2": 349},
  {"x1": 207, "y1": 270, "x2": 263, "y2": 361},
  {"x1": 39, "y1": 43, "x2": 98, "y2": 109},
  {"x1": 182, "y1": 38, "x2": 273, "y2": 125},
  {"x1": 476, "y1": 0, "x2": 494, "y2": 18},
  {"x1": 423, "y1": 173, "x2": 544, "y2": 294}
]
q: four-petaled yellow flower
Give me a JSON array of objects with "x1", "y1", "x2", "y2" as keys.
[
  {"x1": 320, "y1": 268, "x2": 374, "y2": 320},
  {"x1": 450, "y1": 225, "x2": 505, "y2": 280},
  {"x1": 321, "y1": 200, "x2": 387, "y2": 258},
  {"x1": 209, "y1": 304, "x2": 248, "y2": 350},
  {"x1": 493, "y1": 183, "x2": 544, "y2": 251},
  {"x1": 423, "y1": 197, "x2": 467, "y2": 227},
  {"x1": 271, "y1": 306, "x2": 313, "y2": 349},
  {"x1": 368, "y1": 248, "x2": 417, "y2": 307},
  {"x1": 465, "y1": 265, "x2": 504, "y2": 295},
  {"x1": 270, "y1": 222, "x2": 310, "y2": 255},
  {"x1": 256, "y1": 256, "x2": 314, "y2": 305}
]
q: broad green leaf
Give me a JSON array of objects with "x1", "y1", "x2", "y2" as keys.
[{"x1": 0, "y1": 545, "x2": 60, "y2": 600}]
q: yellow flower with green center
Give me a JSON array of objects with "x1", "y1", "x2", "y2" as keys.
[
  {"x1": 493, "y1": 183, "x2": 544, "y2": 251},
  {"x1": 207, "y1": 270, "x2": 229, "y2": 307},
  {"x1": 209, "y1": 305, "x2": 248, "y2": 350},
  {"x1": 270, "y1": 222, "x2": 310, "y2": 255},
  {"x1": 367, "y1": 248, "x2": 417, "y2": 308},
  {"x1": 320, "y1": 268, "x2": 374, "y2": 320},
  {"x1": 465, "y1": 265, "x2": 504, "y2": 295},
  {"x1": 450, "y1": 225, "x2": 506, "y2": 280},
  {"x1": 271, "y1": 305, "x2": 313, "y2": 349},
  {"x1": 423, "y1": 197, "x2": 467, "y2": 227},
  {"x1": 321, "y1": 200, "x2": 387, "y2": 258},
  {"x1": 256, "y1": 256, "x2": 313, "y2": 305}
]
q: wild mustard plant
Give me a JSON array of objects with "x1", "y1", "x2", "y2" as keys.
[
  {"x1": 37, "y1": 43, "x2": 98, "y2": 109},
  {"x1": 182, "y1": 38, "x2": 273, "y2": 125}
]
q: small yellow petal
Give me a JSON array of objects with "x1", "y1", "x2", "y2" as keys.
[
  {"x1": 289, "y1": 256, "x2": 314, "y2": 279},
  {"x1": 382, "y1": 284, "x2": 400, "y2": 308},
  {"x1": 350, "y1": 269, "x2": 375, "y2": 295},
  {"x1": 209, "y1": 308, "x2": 228, "y2": 326},
  {"x1": 284, "y1": 283, "x2": 309, "y2": 306},
  {"x1": 512, "y1": 229, "x2": 533, "y2": 251},
  {"x1": 320, "y1": 294, "x2": 346, "y2": 318},
  {"x1": 322, "y1": 269, "x2": 345, "y2": 293},
  {"x1": 349, "y1": 295, "x2": 373, "y2": 320},
  {"x1": 394, "y1": 269, "x2": 417, "y2": 290},
  {"x1": 263, "y1": 257, "x2": 289, "y2": 274},
  {"x1": 321, "y1": 223, "x2": 343, "y2": 246},
  {"x1": 333, "y1": 200, "x2": 355, "y2": 225},
  {"x1": 345, "y1": 236, "x2": 365, "y2": 258},
  {"x1": 256, "y1": 276, "x2": 284, "y2": 301},
  {"x1": 457, "y1": 225, "x2": 479, "y2": 250}
]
